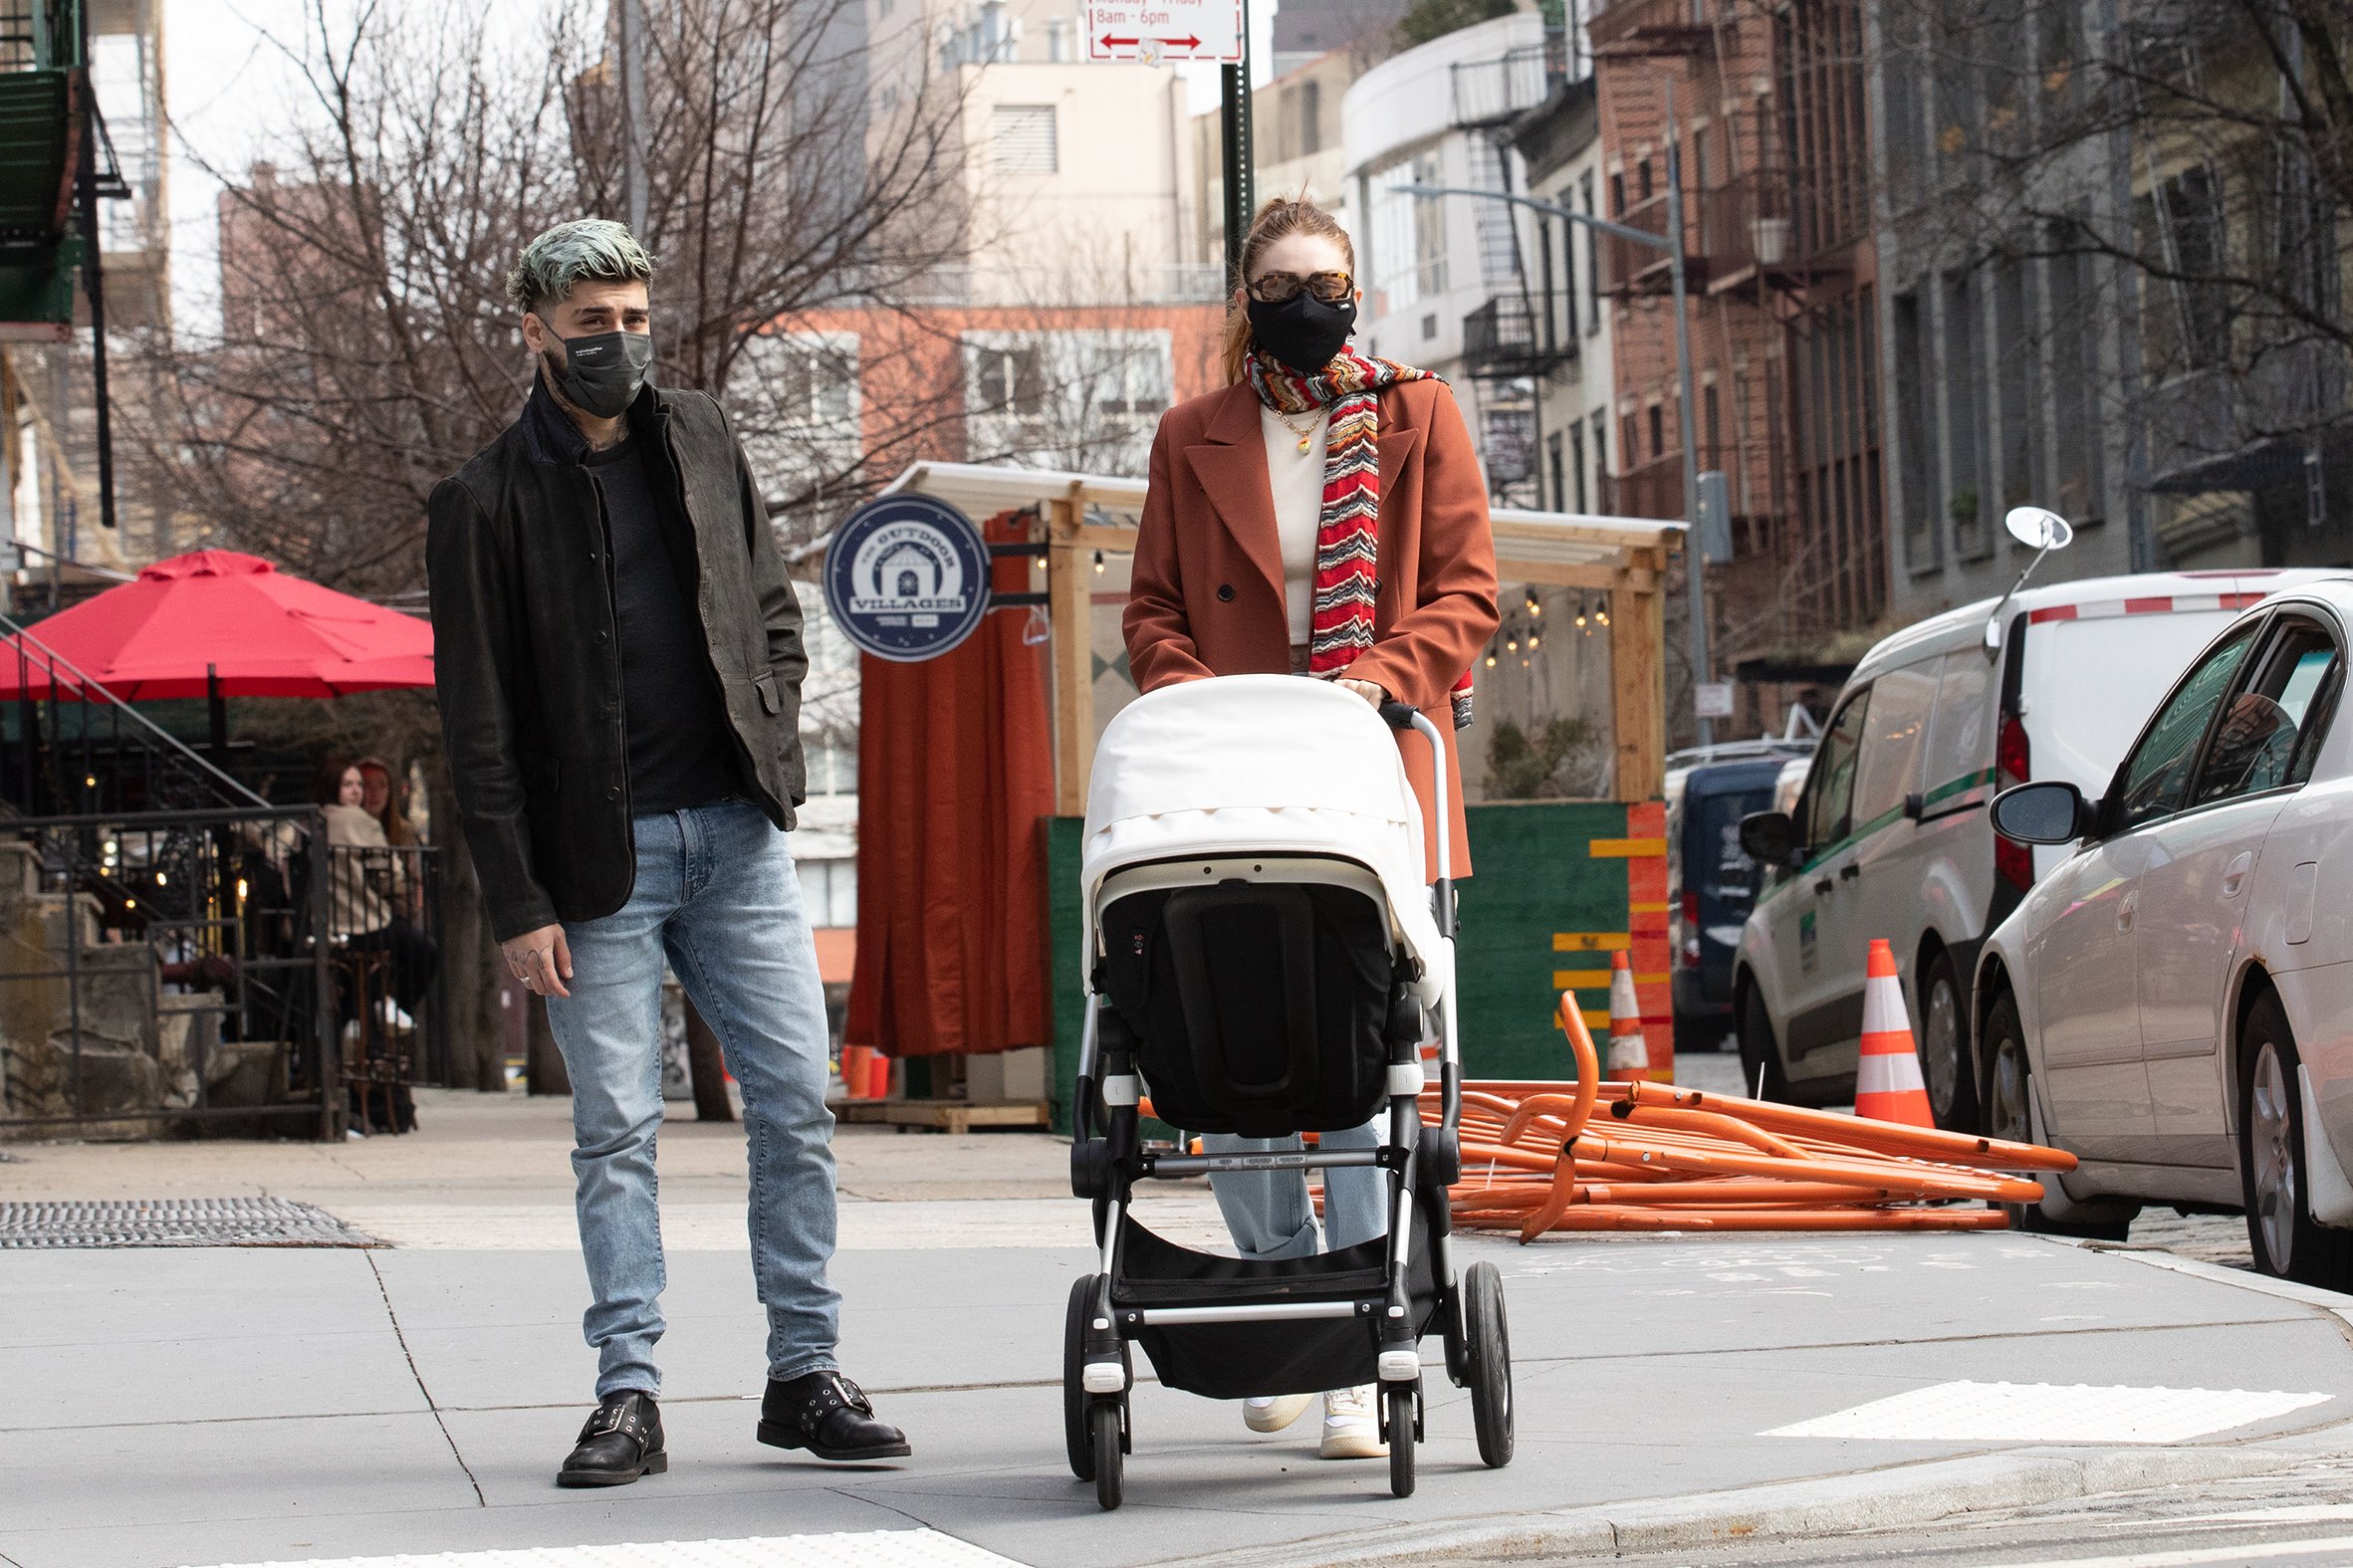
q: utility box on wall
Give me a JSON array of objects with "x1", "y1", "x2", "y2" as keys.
[{"x1": 1045, "y1": 801, "x2": 1674, "y2": 1133}]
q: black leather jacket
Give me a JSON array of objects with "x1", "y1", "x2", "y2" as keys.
[{"x1": 427, "y1": 380, "x2": 807, "y2": 942}]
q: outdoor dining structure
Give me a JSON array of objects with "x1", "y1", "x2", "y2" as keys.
[
  {"x1": 823, "y1": 463, "x2": 1684, "y2": 1132},
  {"x1": 0, "y1": 550, "x2": 437, "y2": 1140}
]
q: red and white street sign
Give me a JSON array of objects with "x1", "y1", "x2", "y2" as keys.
[{"x1": 1084, "y1": 0, "x2": 1243, "y2": 63}]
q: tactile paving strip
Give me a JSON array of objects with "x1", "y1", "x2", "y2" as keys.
[
  {"x1": 0, "y1": 1197, "x2": 376, "y2": 1249},
  {"x1": 186, "y1": 1529, "x2": 1031, "y2": 1567},
  {"x1": 1766, "y1": 1380, "x2": 2330, "y2": 1444}
]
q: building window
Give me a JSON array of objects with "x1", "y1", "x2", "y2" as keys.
[
  {"x1": 1370, "y1": 154, "x2": 1449, "y2": 309},
  {"x1": 2142, "y1": 165, "x2": 2231, "y2": 375},
  {"x1": 962, "y1": 330, "x2": 1174, "y2": 473},
  {"x1": 1637, "y1": 159, "x2": 1654, "y2": 201},
  {"x1": 1570, "y1": 420, "x2": 1588, "y2": 513},
  {"x1": 992, "y1": 105, "x2": 1058, "y2": 173},
  {"x1": 1547, "y1": 431, "x2": 1565, "y2": 512},
  {"x1": 1648, "y1": 403, "x2": 1666, "y2": 459},
  {"x1": 1591, "y1": 410, "x2": 1608, "y2": 487},
  {"x1": 1893, "y1": 290, "x2": 1937, "y2": 567},
  {"x1": 1046, "y1": 17, "x2": 1069, "y2": 62},
  {"x1": 1299, "y1": 80, "x2": 1322, "y2": 154},
  {"x1": 1703, "y1": 383, "x2": 1721, "y2": 462},
  {"x1": 1994, "y1": 258, "x2": 2036, "y2": 512},
  {"x1": 1582, "y1": 173, "x2": 1601, "y2": 333},
  {"x1": 970, "y1": 340, "x2": 1048, "y2": 415},
  {"x1": 1941, "y1": 271, "x2": 1987, "y2": 557}
]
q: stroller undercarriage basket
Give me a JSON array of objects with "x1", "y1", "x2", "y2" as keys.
[{"x1": 1112, "y1": 1208, "x2": 1439, "y2": 1402}]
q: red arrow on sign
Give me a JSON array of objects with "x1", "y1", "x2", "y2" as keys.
[
  {"x1": 1099, "y1": 34, "x2": 1136, "y2": 47},
  {"x1": 1157, "y1": 34, "x2": 1203, "y2": 46}
]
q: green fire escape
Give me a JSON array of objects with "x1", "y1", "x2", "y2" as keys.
[{"x1": 0, "y1": 0, "x2": 89, "y2": 331}]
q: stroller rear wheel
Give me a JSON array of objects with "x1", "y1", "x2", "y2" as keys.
[
  {"x1": 1383, "y1": 1384, "x2": 1418, "y2": 1498},
  {"x1": 1464, "y1": 1260, "x2": 1515, "y2": 1467},
  {"x1": 1062, "y1": 1275, "x2": 1097, "y2": 1480},
  {"x1": 1089, "y1": 1400, "x2": 1125, "y2": 1510}
]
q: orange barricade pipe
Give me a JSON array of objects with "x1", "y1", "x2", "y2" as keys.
[{"x1": 1409, "y1": 990, "x2": 2072, "y2": 1241}]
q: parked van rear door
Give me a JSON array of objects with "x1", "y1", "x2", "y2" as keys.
[{"x1": 1768, "y1": 689, "x2": 1871, "y2": 1070}]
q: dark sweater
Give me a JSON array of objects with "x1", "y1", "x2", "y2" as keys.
[{"x1": 579, "y1": 426, "x2": 739, "y2": 815}]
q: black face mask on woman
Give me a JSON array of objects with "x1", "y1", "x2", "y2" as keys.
[{"x1": 1248, "y1": 293, "x2": 1356, "y2": 374}]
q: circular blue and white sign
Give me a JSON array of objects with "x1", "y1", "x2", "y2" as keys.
[{"x1": 823, "y1": 494, "x2": 993, "y2": 662}]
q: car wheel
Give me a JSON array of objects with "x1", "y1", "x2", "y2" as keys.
[
  {"x1": 1674, "y1": 1010, "x2": 1730, "y2": 1055},
  {"x1": 1983, "y1": 986, "x2": 2134, "y2": 1240},
  {"x1": 1917, "y1": 950, "x2": 1980, "y2": 1134},
  {"x1": 2238, "y1": 995, "x2": 2353, "y2": 1292},
  {"x1": 1737, "y1": 984, "x2": 1790, "y2": 1102}
]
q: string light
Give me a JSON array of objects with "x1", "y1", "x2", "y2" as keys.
[
  {"x1": 1092, "y1": 550, "x2": 1105, "y2": 574},
  {"x1": 1485, "y1": 649, "x2": 1498, "y2": 668},
  {"x1": 1525, "y1": 593, "x2": 1540, "y2": 616},
  {"x1": 1528, "y1": 632, "x2": 1540, "y2": 650},
  {"x1": 1596, "y1": 607, "x2": 1611, "y2": 626},
  {"x1": 1574, "y1": 608, "x2": 1587, "y2": 627},
  {"x1": 1505, "y1": 632, "x2": 1519, "y2": 652}
]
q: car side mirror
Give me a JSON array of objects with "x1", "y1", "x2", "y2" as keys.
[
  {"x1": 1990, "y1": 781, "x2": 2093, "y2": 845},
  {"x1": 1740, "y1": 809, "x2": 1794, "y2": 867}
]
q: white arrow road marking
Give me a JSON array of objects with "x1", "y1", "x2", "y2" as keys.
[
  {"x1": 184, "y1": 1530, "x2": 1032, "y2": 1568},
  {"x1": 1765, "y1": 1381, "x2": 2329, "y2": 1443}
]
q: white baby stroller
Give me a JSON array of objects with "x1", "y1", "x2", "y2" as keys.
[{"x1": 1064, "y1": 674, "x2": 1515, "y2": 1508}]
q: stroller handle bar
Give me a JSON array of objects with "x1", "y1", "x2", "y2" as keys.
[{"x1": 1375, "y1": 699, "x2": 1453, "y2": 892}]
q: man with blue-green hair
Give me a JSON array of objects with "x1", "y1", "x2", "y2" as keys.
[{"x1": 427, "y1": 217, "x2": 909, "y2": 1486}]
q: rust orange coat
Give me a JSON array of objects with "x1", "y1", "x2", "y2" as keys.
[{"x1": 1124, "y1": 377, "x2": 1501, "y2": 878}]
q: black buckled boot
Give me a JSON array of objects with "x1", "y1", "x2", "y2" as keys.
[
  {"x1": 558, "y1": 1390, "x2": 667, "y2": 1487},
  {"x1": 757, "y1": 1370, "x2": 911, "y2": 1461}
]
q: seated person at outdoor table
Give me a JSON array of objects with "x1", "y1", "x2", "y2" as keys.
[{"x1": 318, "y1": 757, "x2": 438, "y2": 1032}]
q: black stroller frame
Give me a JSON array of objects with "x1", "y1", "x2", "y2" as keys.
[{"x1": 1064, "y1": 703, "x2": 1515, "y2": 1507}]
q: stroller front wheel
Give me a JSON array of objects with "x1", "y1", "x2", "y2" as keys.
[
  {"x1": 1089, "y1": 1400, "x2": 1125, "y2": 1510},
  {"x1": 1383, "y1": 1384, "x2": 1418, "y2": 1498}
]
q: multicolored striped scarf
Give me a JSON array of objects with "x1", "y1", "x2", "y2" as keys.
[{"x1": 1244, "y1": 344, "x2": 1475, "y2": 730}]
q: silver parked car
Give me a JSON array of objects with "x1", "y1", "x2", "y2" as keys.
[{"x1": 1978, "y1": 577, "x2": 2353, "y2": 1286}]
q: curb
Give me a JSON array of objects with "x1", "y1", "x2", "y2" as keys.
[{"x1": 1157, "y1": 1439, "x2": 2331, "y2": 1566}]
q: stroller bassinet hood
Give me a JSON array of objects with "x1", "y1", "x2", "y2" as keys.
[{"x1": 1082, "y1": 676, "x2": 1451, "y2": 1000}]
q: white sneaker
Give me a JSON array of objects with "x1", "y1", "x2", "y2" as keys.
[
  {"x1": 1243, "y1": 1393, "x2": 1314, "y2": 1433},
  {"x1": 1318, "y1": 1385, "x2": 1387, "y2": 1458}
]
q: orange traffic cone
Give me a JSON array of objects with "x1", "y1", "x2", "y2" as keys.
[
  {"x1": 1856, "y1": 939, "x2": 1934, "y2": 1127},
  {"x1": 1606, "y1": 950, "x2": 1651, "y2": 1077}
]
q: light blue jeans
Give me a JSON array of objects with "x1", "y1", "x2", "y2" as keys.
[
  {"x1": 545, "y1": 799, "x2": 840, "y2": 1399},
  {"x1": 1203, "y1": 1112, "x2": 1389, "y2": 1260}
]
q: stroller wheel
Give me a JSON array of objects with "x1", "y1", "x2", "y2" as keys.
[
  {"x1": 1063, "y1": 1274, "x2": 1127, "y2": 1481},
  {"x1": 1062, "y1": 1275, "x2": 1097, "y2": 1480},
  {"x1": 1383, "y1": 1384, "x2": 1418, "y2": 1498},
  {"x1": 1465, "y1": 1260, "x2": 1516, "y2": 1467},
  {"x1": 1090, "y1": 1399, "x2": 1125, "y2": 1510}
]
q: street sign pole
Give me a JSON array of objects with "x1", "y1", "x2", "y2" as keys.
[{"x1": 1220, "y1": 0, "x2": 1253, "y2": 286}]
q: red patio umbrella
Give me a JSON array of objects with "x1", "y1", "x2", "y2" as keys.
[{"x1": 0, "y1": 550, "x2": 433, "y2": 702}]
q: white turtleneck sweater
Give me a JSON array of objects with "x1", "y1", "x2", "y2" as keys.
[{"x1": 1261, "y1": 403, "x2": 1330, "y2": 646}]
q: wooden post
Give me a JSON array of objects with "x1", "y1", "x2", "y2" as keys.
[
  {"x1": 1048, "y1": 494, "x2": 1093, "y2": 816},
  {"x1": 1609, "y1": 551, "x2": 1667, "y2": 801}
]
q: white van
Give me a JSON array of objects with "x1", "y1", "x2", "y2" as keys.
[{"x1": 1734, "y1": 567, "x2": 2337, "y2": 1126}]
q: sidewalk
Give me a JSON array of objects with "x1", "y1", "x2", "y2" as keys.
[{"x1": 5, "y1": 1088, "x2": 2351, "y2": 1567}]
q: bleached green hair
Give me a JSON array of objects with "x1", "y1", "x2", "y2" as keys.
[{"x1": 504, "y1": 219, "x2": 656, "y2": 316}]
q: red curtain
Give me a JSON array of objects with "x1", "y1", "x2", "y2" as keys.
[{"x1": 843, "y1": 513, "x2": 1055, "y2": 1058}]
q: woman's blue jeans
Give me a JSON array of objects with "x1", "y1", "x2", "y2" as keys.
[
  {"x1": 544, "y1": 799, "x2": 840, "y2": 1399},
  {"x1": 1202, "y1": 1112, "x2": 1389, "y2": 1259}
]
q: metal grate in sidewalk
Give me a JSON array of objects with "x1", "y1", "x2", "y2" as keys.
[{"x1": 0, "y1": 1197, "x2": 377, "y2": 1249}]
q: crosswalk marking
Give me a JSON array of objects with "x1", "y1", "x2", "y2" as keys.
[{"x1": 185, "y1": 1529, "x2": 1033, "y2": 1568}]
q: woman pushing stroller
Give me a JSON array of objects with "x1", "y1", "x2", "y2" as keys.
[{"x1": 1122, "y1": 195, "x2": 1501, "y2": 1459}]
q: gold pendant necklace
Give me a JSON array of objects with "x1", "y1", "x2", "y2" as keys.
[{"x1": 1273, "y1": 405, "x2": 1321, "y2": 454}]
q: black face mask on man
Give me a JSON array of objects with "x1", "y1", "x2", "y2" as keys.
[
  {"x1": 1247, "y1": 292, "x2": 1356, "y2": 375},
  {"x1": 539, "y1": 323, "x2": 654, "y2": 419}
]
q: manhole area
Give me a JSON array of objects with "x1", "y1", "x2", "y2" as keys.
[{"x1": 0, "y1": 1197, "x2": 377, "y2": 1248}]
